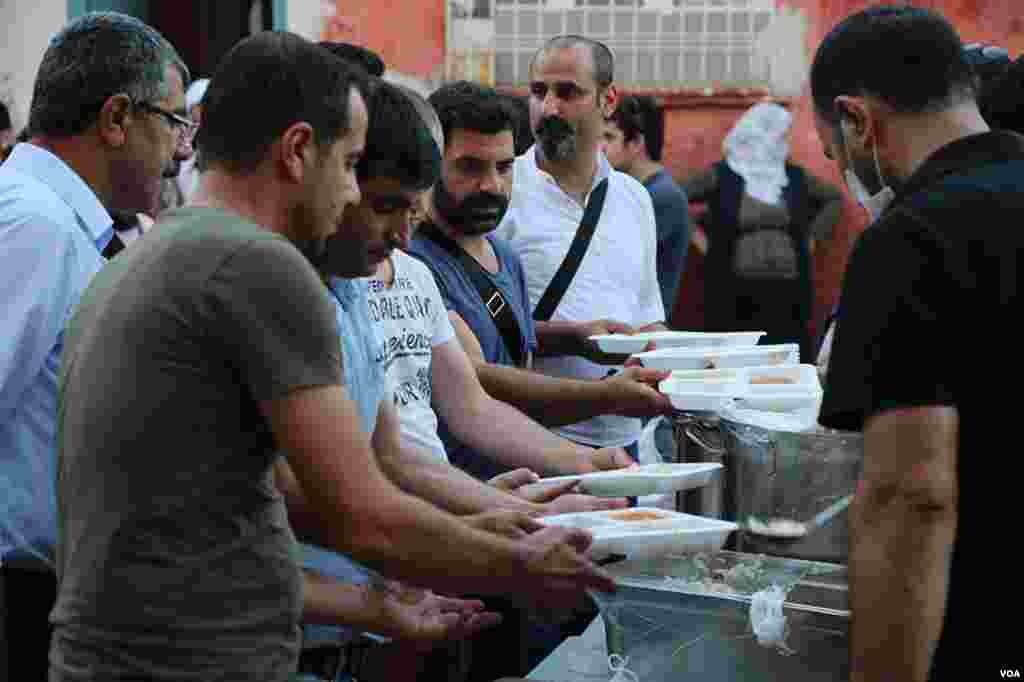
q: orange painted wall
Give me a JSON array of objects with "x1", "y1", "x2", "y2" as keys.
[
  {"x1": 322, "y1": 0, "x2": 1023, "y2": 337},
  {"x1": 322, "y1": 0, "x2": 445, "y2": 80}
]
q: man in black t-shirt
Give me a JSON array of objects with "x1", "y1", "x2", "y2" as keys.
[{"x1": 810, "y1": 6, "x2": 1021, "y2": 681}]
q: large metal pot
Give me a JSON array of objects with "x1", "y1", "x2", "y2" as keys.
[{"x1": 673, "y1": 414, "x2": 863, "y2": 564}]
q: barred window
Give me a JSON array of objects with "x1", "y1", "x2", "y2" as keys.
[{"x1": 449, "y1": 0, "x2": 777, "y2": 90}]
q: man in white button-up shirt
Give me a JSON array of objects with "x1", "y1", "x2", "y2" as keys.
[{"x1": 497, "y1": 35, "x2": 666, "y2": 453}]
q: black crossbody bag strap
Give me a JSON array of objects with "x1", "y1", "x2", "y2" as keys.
[
  {"x1": 532, "y1": 178, "x2": 609, "y2": 322},
  {"x1": 417, "y1": 222, "x2": 527, "y2": 368}
]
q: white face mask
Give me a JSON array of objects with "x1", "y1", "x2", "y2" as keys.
[{"x1": 841, "y1": 123, "x2": 895, "y2": 222}]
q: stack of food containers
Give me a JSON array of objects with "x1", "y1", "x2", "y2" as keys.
[{"x1": 589, "y1": 330, "x2": 823, "y2": 426}]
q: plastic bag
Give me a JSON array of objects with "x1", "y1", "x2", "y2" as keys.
[
  {"x1": 637, "y1": 417, "x2": 666, "y2": 465},
  {"x1": 750, "y1": 585, "x2": 794, "y2": 654},
  {"x1": 720, "y1": 403, "x2": 822, "y2": 432},
  {"x1": 585, "y1": 552, "x2": 847, "y2": 680},
  {"x1": 637, "y1": 417, "x2": 677, "y2": 510}
]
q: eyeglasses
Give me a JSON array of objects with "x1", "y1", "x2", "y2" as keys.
[{"x1": 134, "y1": 101, "x2": 197, "y2": 141}]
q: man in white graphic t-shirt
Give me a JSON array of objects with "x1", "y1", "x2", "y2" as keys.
[{"x1": 365, "y1": 225, "x2": 635, "y2": 479}]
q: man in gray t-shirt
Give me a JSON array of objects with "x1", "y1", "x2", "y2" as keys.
[
  {"x1": 52, "y1": 33, "x2": 612, "y2": 682},
  {"x1": 54, "y1": 209, "x2": 341, "y2": 678}
]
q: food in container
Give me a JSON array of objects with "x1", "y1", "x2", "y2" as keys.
[
  {"x1": 607, "y1": 510, "x2": 672, "y2": 522},
  {"x1": 635, "y1": 344, "x2": 800, "y2": 372},
  {"x1": 735, "y1": 364, "x2": 822, "y2": 413},
  {"x1": 540, "y1": 508, "x2": 739, "y2": 559}
]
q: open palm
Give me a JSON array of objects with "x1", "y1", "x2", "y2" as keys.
[{"x1": 370, "y1": 581, "x2": 503, "y2": 645}]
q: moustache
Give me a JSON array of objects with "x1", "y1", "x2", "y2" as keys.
[
  {"x1": 536, "y1": 116, "x2": 576, "y2": 162},
  {"x1": 460, "y1": 191, "x2": 508, "y2": 216},
  {"x1": 536, "y1": 116, "x2": 573, "y2": 141}
]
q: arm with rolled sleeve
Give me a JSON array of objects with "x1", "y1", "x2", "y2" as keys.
[
  {"x1": 0, "y1": 208, "x2": 77, "y2": 417},
  {"x1": 819, "y1": 215, "x2": 958, "y2": 682},
  {"x1": 213, "y1": 238, "x2": 610, "y2": 600}
]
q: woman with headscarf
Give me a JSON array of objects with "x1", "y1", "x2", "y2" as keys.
[{"x1": 684, "y1": 102, "x2": 842, "y2": 361}]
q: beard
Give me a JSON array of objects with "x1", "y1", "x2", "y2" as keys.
[
  {"x1": 297, "y1": 234, "x2": 329, "y2": 270},
  {"x1": 535, "y1": 115, "x2": 577, "y2": 163},
  {"x1": 433, "y1": 175, "x2": 510, "y2": 237},
  {"x1": 291, "y1": 200, "x2": 342, "y2": 274}
]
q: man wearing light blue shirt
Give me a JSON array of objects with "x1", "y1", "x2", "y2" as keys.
[{"x1": 0, "y1": 12, "x2": 190, "y2": 679}]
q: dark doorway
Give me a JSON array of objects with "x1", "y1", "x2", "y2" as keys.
[
  {"x1": 73, "y1": 0, "x2": 275, "y2": 80},
  {"x1": 153, "y1": 0, "x2": 274, "y2": 79}
]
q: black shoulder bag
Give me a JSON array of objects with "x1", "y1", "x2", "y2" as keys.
[
  {"x1": 417, "y1": 221, "x2": 528, "y2": 368},
  {"x1": 532, "y1": 178, "x2": 609, "y2": 322}
]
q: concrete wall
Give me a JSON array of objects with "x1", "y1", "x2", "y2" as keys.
[
  {"x1": 0, "y1": 0, "x2": 67, "y2": 131},
  {"x1": 287, "y1": 0, "x2": 322, "y2": 40}
]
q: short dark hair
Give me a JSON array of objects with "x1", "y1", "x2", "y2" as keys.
[
  {"x1": 198, "y1": 32, "x2": 368, "y2": 173},
  {"x1": 0, "y1": 101, "x2": 11, "y2": 131},
  {"x1": 318, "y1": 41, "x2": 385, "y2": 77},
  {"x1": 979, "y1": 54, "x2": 1024, "y2": 134},
  {"x1": 357, "y1": 79, "x2": 440, "y2": 191},
  {"x1": 28, "y1": 12, "x2": 188, "y2": 138},
  {"x1": 810, "y1": 5, "x2": 976, "y2": 126},
  {"x1": 428, "y1": 81, "x2": 514, "y2": 151},
  {"x1": 500, "y1": 94, "x2": 534, "y2": 156},
  {"x1": 608, "y1": 94, "x2": 664, "y2": 161},
  {"x1": 531, "y1": 35, "x2": 614, "y2": 90}
]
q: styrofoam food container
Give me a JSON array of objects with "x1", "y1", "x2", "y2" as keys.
[
  {"x1": 589, "y1": 331, "x2": 766, "y2": 355},
  {"x1": 663, "y1": 368, "x2": 744, "y2": 383},
  {"x1": 540, "y1": 508, "x2": 739, "y2": 559},
  {"x1": 660, "y1": 369, "x2": 744, "y2": 392},
  {"x1": 658, "y1": 372, "x2": 741, "y2": 413},
  {"x1": 736, "y1": 364, "x2": 823, "y2": 412},
  {"x1": 538, "y1": 462, "x2": 723, "y2": 498},
  {"x1": 744, "y1": 364, "x2": 821, "y2": 393},
  {"x1": 633, "y1": 344, "x2": 800, "y2": 372}
]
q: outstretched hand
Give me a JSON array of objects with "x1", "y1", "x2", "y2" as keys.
[
  {"x1": 463, "y1": 509, "x2": 544, "y2": 540},
  {"x1": 368, "y1": 580, "x2": 503, "y2": 646},
  {"x1": 515, "y1": 526, "x2": 615, "y2": 610},
  {"x1": 603, "y1": 365, "x2": 674, "y2": 418},
  {"x1": 488, "y1": 468, "x2": 540, "y2": 492},
  {"x1": 590, "y1": 447, "x2": 638, "y2": 471}
]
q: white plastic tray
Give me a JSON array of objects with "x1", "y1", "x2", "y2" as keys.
[
  {"x1": 538, "y1": 462, "x2": 723, "y2": 498},
  {"x1": 658, "y1": 364, "x2": 822, "y2": 415},
  {"x1": 539, "y1": 508, "x2": 739, "y2": 559},
  {"x1": 589, "y1": 331, "x2": 765, "y2": 355},
  {"x1": 633, "y1": 344, "x2": 800, "y2": 372},
  {"x1": 735, "y1": 364, "x2": 822, "y2": 412},
  {"x1": 658, "y1": 369, "x2": 744, "y2": 412}
]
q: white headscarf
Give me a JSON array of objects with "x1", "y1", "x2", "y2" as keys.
[{"x1": 722, "y1": 102, "x2": 792, "y2": 205}]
